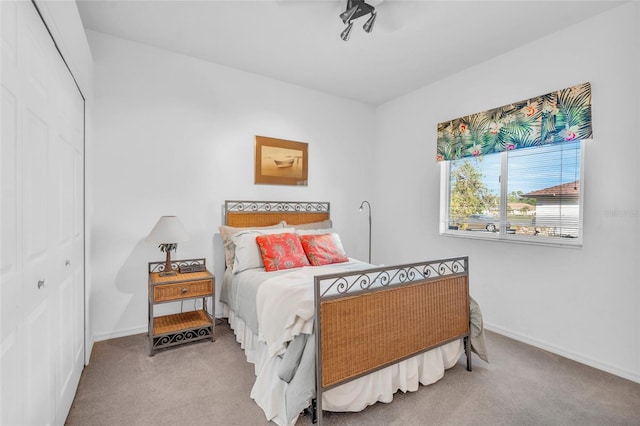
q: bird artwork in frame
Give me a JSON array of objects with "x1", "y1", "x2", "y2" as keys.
[{"x1": 254, "y1": 135, "x2": 308, "y2": 186}]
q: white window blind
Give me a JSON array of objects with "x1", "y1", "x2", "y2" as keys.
[{"x1": 442, "y1": 140, "x2": 583, "y2": 246}]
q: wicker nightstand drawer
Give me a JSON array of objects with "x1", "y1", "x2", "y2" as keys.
[{"x1": 153, "y1": 279, "x2": 213, "y2": 302}]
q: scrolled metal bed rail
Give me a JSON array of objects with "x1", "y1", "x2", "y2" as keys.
[
  {"x1": 225, "y1": 200, "x2": 330, "y2": 213},
  {"x1": 316, "y1": 256, "x2": 468, "y2": 298}
]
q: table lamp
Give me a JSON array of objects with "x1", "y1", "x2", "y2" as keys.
[{"x1": 146, "y1": 216, "x2": 190, "y2": 276}]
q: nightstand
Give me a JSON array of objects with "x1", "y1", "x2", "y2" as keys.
[{"x1": 148, "y1": 258, "x2": 214, "y2": 355}]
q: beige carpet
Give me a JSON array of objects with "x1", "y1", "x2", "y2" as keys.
[{"x1": 66, "y1": 323, "x2": 640, "y2": 425}]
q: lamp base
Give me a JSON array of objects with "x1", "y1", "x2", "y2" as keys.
[{"x1": 160, "y1": 250, "x2": 176, "y2": 276}]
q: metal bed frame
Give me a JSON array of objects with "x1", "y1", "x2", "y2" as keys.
[{"x1": 223, "y1": 200, "x2": 471, "y2": 424}]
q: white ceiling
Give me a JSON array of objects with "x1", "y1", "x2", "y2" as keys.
[{"x1": 76, "y1": 0, "x2": 623, "y2": 105}]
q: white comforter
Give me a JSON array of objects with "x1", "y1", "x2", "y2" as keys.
[{"x1": 256, "y1": 266, "x2": 345, "y2": 356}]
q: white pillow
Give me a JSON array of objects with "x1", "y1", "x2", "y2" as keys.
[
  {"x1": 219, "y1": 221, "x2": 286, "y2": 269},
  {"x1": 295, "y1": 230, "x2": 346, "y2": 257},
  {"x1": 232, "y1": 228, "x2": 294, "y2": 273}
]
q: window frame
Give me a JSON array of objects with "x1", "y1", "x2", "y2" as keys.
[{"x1": 439, "y1": 141, "x2": 585, "y2": 247}]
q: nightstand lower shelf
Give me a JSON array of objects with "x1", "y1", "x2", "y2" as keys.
[
  {"x1": 151, "y1": 310, "x2": 214, "y2": 354},
  {"x1": 154, "y1": 310, "x2": 211, "y2": 334}
]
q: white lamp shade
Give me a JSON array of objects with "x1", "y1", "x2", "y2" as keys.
[{"x1": 146, "y1": 216, "x2": 190, "y2": 244}]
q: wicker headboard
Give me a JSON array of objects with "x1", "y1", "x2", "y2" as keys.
[{"x1": 224, "y1": 200, "x2": 330, "y2": 227}]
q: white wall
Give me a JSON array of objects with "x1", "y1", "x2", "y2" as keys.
[
  {"x1": 374, "y1": 3, "x2": 640, "y2": 382},
  {"x1": 87, "y1": 31, "x2": 376, "y2": 343}
]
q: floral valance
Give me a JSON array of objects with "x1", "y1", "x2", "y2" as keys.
[{"x1": 436, "y1": 82, "x2": 592, "y2": 161}]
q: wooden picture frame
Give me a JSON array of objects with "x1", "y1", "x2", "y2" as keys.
[{"x1": 255, "y1": 136, "x2": 308, "y2": 186}]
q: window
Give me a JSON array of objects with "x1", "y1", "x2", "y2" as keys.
[{"x1": 441, "y1": 141, "x2": 583, "y2": 246}]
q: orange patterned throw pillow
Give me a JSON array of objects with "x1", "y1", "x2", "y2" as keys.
[
  {"x1": 299, "y1": 234, "x2": 349, "y2": 266},
  {"x1": 256, "y1": 233, "x2": 311, "y2": 272}
]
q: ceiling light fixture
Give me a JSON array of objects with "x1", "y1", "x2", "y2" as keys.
[{"x1": 339, "y1": 0, "x2": 376, "y2": 41}]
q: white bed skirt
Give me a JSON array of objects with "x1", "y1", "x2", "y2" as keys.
[{"x1": 223, "y1": 305, "x2": 463, "y2": 426}]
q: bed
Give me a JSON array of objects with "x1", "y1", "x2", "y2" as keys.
[{"x1": 219, "y1": 200, "x2": 481, "y2": 425}]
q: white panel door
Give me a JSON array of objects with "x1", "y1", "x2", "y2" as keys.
[
  {"x1": 51, "y1": 34, "x2": 85, "y2": 421},
  {"x1": 1, "y1": 2, "x2": 23, "y2": 423},
  {"x1": 1, "y1": 1, "x2": 85, "y2": 425}
]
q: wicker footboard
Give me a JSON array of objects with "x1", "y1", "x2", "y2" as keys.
[{"x1": 314, "y1": 256, "x2": 470, "y2": 423}]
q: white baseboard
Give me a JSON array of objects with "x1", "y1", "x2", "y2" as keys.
[
  {"x1": 84, "y1": 326, "x2": 146, "y2": 366},
  {"x1": 92, "y1": 325, "x2": 148, "y2": 344},
  {"x1": 85, "y1": 338, "x2": 94, "y2": 365},
  {"x1": 485, "y1": 322, "x2": 640, "y2": 384}
]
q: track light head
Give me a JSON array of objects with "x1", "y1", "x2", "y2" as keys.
[
  {"x1": 363, "y1": 11, "x2": 377, "y2": 33},
  {"x1": 340, "y1": 21, "x2": 354, "y2": 41},
  {"x1": 340, "y1": 5, "x2": 358, "y2": 24}
]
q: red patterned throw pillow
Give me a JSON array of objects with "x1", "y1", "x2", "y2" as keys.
[
  {"x1": 256, "y1": 232, "x2": 311, "y2": 272},
  {"x1": 299, "y1": 233, "x2": 349, "y2": 266}
]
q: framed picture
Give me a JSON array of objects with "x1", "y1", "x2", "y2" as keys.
[{"x1": 255, "y1": 136, "x2": 308, "y2": 186}]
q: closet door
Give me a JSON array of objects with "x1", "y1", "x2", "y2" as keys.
[
  {"x1": 1, "y1": 1, "x2": 23, "y2": 423},
  {"x1": 1, "y1": 1, "x2": 85, "y2": 424},
  {"x1": 51, "y1": 31, "x2": 85, "y2": 421}
]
